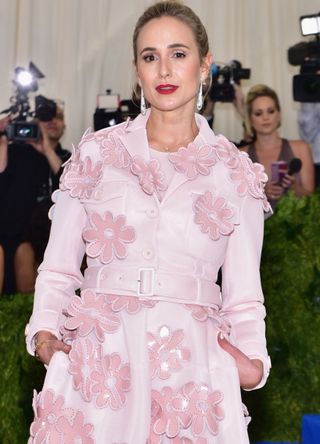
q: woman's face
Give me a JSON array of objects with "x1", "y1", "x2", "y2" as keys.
[
  {"x1": 135, "y1": 16, "x2": 211, "y2": 114},
  {"x1": 249, "y1": 96, "x2": 281, "y2": 135}
]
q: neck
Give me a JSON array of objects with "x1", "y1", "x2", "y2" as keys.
[
  {"x1": 255, "y1": 132, "x2": 281, "y2": 150},
  {"x1": 146, "y1": 107, "x2": 198, "y2": 152}
]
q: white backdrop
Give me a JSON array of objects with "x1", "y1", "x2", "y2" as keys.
[{"x1": 0, "y1": 0, "x2": 318, "y2": 149}]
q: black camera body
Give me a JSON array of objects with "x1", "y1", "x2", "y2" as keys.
[
  {"x1": 209, "y1": 60, "x2": 251, "y2": 102},
  {"x1": 5, "y1": 95, "x2": 57, "y2": 142},
  {"x1": 288, "y1": 39, "x2": 320, "y2": 102}
]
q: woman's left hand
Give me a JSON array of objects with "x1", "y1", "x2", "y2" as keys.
[{"x1": 218, "y1": 334, "x2": 263, "y2": 389}]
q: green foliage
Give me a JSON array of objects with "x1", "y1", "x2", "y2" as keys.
[
  {"x1": 244, "y1": 190, "x2": 320, "y2": 442},
  {"x1": 0, "y1": 294, "x2": 45, "y2": 444},
  {"x1": 1, "y1": 191, "x2": 320, "y2": 442}
]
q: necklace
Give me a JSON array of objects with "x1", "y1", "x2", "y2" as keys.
[{"x1": 147, "y1": 126, "x2": 198, "y2": 153}]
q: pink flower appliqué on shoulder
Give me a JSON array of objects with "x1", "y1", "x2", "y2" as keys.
[
  {"x1": 83, "y1": 211, "x2": 136, "y2": 264},
  {"x1": 29, "y1": 389, "x2": 74, "y2": 444},
  {"x1": 213, "y1": 135, "x2": 240, "y2": 169},
  {"x1": 56, "y1": 411, "x2": 95, "y2": 444},
  {"x1": 106, "y1": 294, "x2": 156, "y2": 314},
  {"x1": 131, "y1": 156, "x2": 167, "y2": 195},
  {"x1": 101, "y1": 129, "x2": 131, "y2": 169},
  {"x1": 65, "y1": 290, "x2": 121, "y2": 342},
  {"x1": 61, "y1": 156, "x2": 103, "y2": 199},
  {"x1": 230, "y1": 153, "x2": 268, "y2": 199},
  {"x1": 169, "y1": 143, "x2": 216, "y2": 180},
  {"x1": 68, "y1": 338, "x2": 102, "y2": 402},
  {"x1": 180, "y1": 382, "x2": 224, "y2": 437},
  {"x1": 151, "y1": 386, "x2": 191, "y2": 438},
  {"x1": 91, "y1": 353, "x2": 131, "y2": 409},
  {"x1": 193, "y1": 191, "x2": 234, "y2": 240},
  {"x1": 147, "y1": 325, "x2": 191, "y2": 380}
]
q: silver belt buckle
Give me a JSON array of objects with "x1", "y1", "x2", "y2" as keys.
[{"x1": 137, "y1": 268, "x2": 155, "y2": 296}]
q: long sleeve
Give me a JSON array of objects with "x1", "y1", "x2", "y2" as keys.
[
  {"x1": 220, "y1": 193, "x2": 270, "y2": 390},
  {"x1": 25, "y1": 188, "x2": 87, "y2": 354}
]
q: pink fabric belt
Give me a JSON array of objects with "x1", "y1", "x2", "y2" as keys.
[{"x1": 82, "y1": 266, "x2": 221, "y2": 308}]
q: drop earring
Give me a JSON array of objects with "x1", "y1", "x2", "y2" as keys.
[
  {"x1": 196, "y1": 82, "x2": 203, "y2": 111},
  {"x1": 140, "y1": 88, "x2": 147, "y2": 115}
]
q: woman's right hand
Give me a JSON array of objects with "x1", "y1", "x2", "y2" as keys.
[
  {"x1": 265, "y1": 181, "x2": 284, "y2": 200},
  {"x1": 34, "y1": 330, "x2": 71, "y2": 365}
]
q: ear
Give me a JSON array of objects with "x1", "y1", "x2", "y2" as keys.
[
  {"x1": 133, "y1": 60, "x2": 142, "y2": 87},
  {"x1": 200, "y1": 52, "x2": 213, "y2": 82}
]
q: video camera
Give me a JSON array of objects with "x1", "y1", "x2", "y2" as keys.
[
  {"x1": 93, "y1": 89, "x2": 139, "y2": 131},
  {"x1": 209, "y1": 60, "x2": 251, "y2": 102},
  {"x1": 1, "y1": 62, "x2": 58, "y2": 142},
  {"x1": 288, "y1": 13, "x2": 320, "y2": 102}
]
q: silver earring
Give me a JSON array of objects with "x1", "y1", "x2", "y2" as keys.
[
  {"x1": 196, "y1": 82, "x2": 203, "y2": 111},
  {"x1": 140, "y1": 88, "x2": 147, "y2": 115}
]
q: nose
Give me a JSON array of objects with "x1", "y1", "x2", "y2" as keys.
[{"x1": 159, "y1": 58, "x2": 171, "y2": 80}]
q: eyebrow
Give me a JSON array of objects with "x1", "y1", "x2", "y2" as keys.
[{"x1": 139, "y1": 43, "x2": 190, "y2": 55}]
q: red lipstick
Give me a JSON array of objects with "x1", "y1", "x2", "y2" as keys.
[{"x1": 156, "y1": 84, "x2": 179, "y2": 94}]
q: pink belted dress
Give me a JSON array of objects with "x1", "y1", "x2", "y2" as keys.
[{"x1": 26, "y1": 111, "x2": 271, "y2": 444}]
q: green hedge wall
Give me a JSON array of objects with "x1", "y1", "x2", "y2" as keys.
[
  {"x1": 244, "y1": 190, "x2": 320, "y2": 442},
  {"x1": 1, "y1": 191, "x2": 320, "y2": 443}
]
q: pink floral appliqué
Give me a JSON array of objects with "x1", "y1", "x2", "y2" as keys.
[
  {"x1": 230, "y1": 153, "x2": 268, "y2": 199},
  {"x1": 101, "y1": 128, "x2": 131, "y2": 169},
  {"x1": 65, "y1": 290, "x2": 121, "y2": 342},
  {"x1": 83, "y1": 211, "x2": 136, "y2": 264},
  {"x1": 151, "y1": 387, "x2": 191, "y2": 438},
  {"x1": 168, "y1": 143, "x2": 216, "y2": 180},
  {"x1": 91, "y1": 353, "x2": 131, "y2": 409},
  {"x1": 180, "y1": 382, "x2": 224, "y2": 437},
  {"x1": 147, "y1": 325, "x2": 191, "y2": 380},
  {"x1": 56, "y1": 411, "x2": 95, "y2": 444},
  {"x1": 61, "y1": 155, "x2": 103, "y2": 199},
  {"x1": 106, "y1": 294, "x2": 156, "y2": 314},
  {"x1": 68, "y1": 338, "x2": 102, "y2": 402},
  {"x1": 213, "y1": 135, "x2": 240, "y2": 169},
  {"x1": 131, "y1": 156, "x2": 167, "y2": 195},
  {"x1": 184, "y1": 304, "x2": 217, "y2": 322},
  {"x1": 193, "y1": 191, "x2": 234, "y2": 240},
  {"x1": 29, "y1": 389, "x2": 79, "y2": 444}
]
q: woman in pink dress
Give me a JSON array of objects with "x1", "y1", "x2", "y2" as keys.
[{"x1": 26, "y1": 2, "x2": 271, "y2": 443}]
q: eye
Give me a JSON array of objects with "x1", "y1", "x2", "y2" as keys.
[
  {"x1": 142, "y1": 53, "x2": 157, "y2": 62},
  {"x1": 173, "y1": 50, "x2": 186, "y2": 58}
]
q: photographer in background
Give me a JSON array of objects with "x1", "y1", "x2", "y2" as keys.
[
  {"x1": 240, "y1": 84, "x2": 315, "y2": 211},
  {"x1": 0, "y1": 104, "x2": 70, "y2": 295},
  {"x1": 298, "y1": 102, "x2": 320, "y2": 188}
]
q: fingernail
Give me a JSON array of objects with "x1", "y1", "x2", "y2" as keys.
[{"x1": 218, "y1": 332, "x2": 225, "y2": 340}]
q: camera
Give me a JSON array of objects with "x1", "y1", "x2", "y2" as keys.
[
  {"x1": 209, "y1": 60, "x2": 251, "y2": 102},
  {"x1": 1, "y1": 63, "x2": 58, "y2": 142},
  {"x1": 288, "y1": 13, "x2": 320, "y2": 102}
]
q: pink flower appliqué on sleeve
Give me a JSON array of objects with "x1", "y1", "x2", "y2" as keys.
[
  {"x1": 151, "y1": 387, "x2": 191, "y2": 438},
  {"x1": 56, "y1": 411, "x2": 95, "y2": 444},
  {"x1": 213, "y1": 135, "x2": 240, "y2": 169},
  {"x1": 193, "y1": 191, "x2": 234, "y2": 240},
  {"x1": 147, "y1": 325, "x2": 191, "y2": 380},
  {"x1": 83, "y1": 211, "x2": 136, "y2": 264},
  {"x1": 106, "y1": 294, "x2": 156, "y2": 314},
  {"x1": 230, "y1": 153, "x2": 268, "y2": 199},
  {"x1": 65, "y1": 290, "x2": 121, "y2": 342},
  {"x1": 91, "y1": 353, "x2": 131, "y2": 409},
  {"x1": 131, "y1": 156, "x2": 167, "y2": 195},
  {"x1": 180, "y1": 382, "x2": 224, "y2": 437},
  {"x1": 101, "y1": 129, "x2": 131, "y2": 169},
  {"x1": 29, "y1": 389, "x2": 75, "y2": 444},
  {"x1": 168, "y1": 143, "x2": 216, "y2": 180},
  {"x1": 68, "y1": 338, "x2": 102, "y2": 402},
  {"x1": 61, "y1": 156, "x2": 103, "y2": 199}
]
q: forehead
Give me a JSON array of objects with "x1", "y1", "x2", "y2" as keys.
[
  {"x1": 137, "y1": 16, "x2": 197, "y2": 49},
  {"x1": 252, "y1": 95, "x2": 276, "y2": 109}
]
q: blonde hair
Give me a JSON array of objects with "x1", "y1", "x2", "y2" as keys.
[{"x1": 246, "y1": 84, "x2": 281, "y2": 116}]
